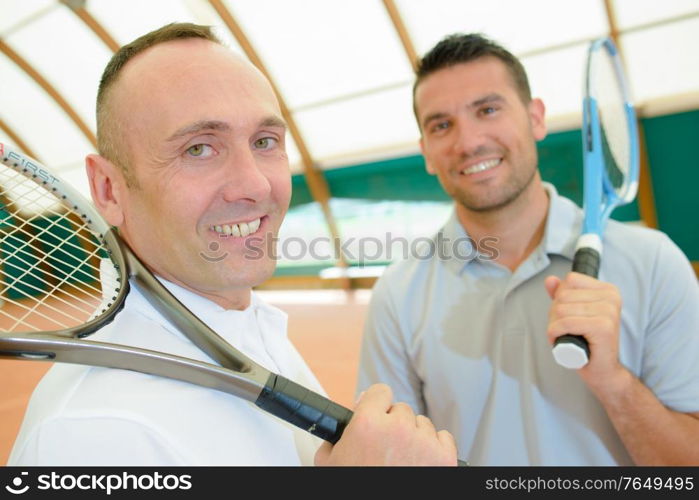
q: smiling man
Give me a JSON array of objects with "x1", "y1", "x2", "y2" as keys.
[
  {"x1": 357, "y1": 33, "x2": 699, "y2": 465},
  {"x1": 8, "y1": 23, "x2": 457, "y2": 466}
]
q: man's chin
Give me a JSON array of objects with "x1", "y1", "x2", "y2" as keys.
[{"x1": 221, "y1": 259, "x2": 277, "y2": 289}]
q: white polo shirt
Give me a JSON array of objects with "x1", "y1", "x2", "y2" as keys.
[
  {"x1": 358, "y1": 183, "x2": 699, "y2": 465},
  {"x1": 9, "y1": 281, "x2": 324, "y2": 466}
]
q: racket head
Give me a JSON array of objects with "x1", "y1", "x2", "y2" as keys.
[
  {"x1": 0, "y1": 143, "x2": 128, "y2": 342},
  {"x1": 582, "y1": 37, "x2": 640, "y2": 231}
]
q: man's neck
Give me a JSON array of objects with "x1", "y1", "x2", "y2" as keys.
[
  {"x1": 456, "y1": 179, "x2": 550, "y2": 272},
  {"x1": 158, "y1": 274, "x2": 254, "y2": 311}
]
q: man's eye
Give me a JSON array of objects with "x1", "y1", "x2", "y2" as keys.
[
  {"x1": 431, "y1": 121, "x2": 450, "y2": 133},
  {"x1": 254, "y1": 137, "x2": 278, "y2": 150},
  {"x1": 481, "y1": 106, "x2": 497, "y2": 115},
  {"x1": 186, "y1": 144, "x2": 214, "y2": 157}
]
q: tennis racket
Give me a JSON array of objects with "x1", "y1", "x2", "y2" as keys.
[
  {"x1": 0, "y1": 141, "x2": 354, "y2": 443},
  {"x1": 551, "y1": 37, "x2": 640, "y2": 370},
  {"x1": 1, "y1": 143, "x2": 468, "y2": 465}
]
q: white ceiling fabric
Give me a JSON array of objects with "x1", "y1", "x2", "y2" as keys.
[{"x1": 1, "y1": 0, "x2": 698, "y2": 192}]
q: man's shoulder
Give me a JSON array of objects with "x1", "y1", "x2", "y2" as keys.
[
  {"x1": 604, "y1": 220, "x2": 680, "y2": 260},
  {"x1": 599, "y1": 220, "x2": 695, "y2": 290}
]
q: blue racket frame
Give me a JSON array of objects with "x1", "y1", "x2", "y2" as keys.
[
  {"x1": 580, "y1": 37, "x2": 640, "y2": 237},
  {"x1": 552, "y1": 37, "x2": 640, "y2": 370}
]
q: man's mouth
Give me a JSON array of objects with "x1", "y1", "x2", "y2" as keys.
[
  {"x1": 461, "y1": 158, "x2": 502, "y2": 175},
  {"x1": 211, "y1": 217, "x2": 262, "y2": 237}
]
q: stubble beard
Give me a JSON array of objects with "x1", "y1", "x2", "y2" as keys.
[{"x1": 452, "y1": 155, "x2": 538, "y2": 214}]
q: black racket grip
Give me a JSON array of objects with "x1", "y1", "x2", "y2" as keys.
[
  {"x1": 256, "y1": 373, "x2": 352, "y2": 443},
  {"x1": 552, "y1": 246, "x2": 600, "y2": 368},
  {"x1": 256, "y1": 374, "x2": 469, "y2": 466},
  {"x1": 571, "y1": 246, "x2": 601, "y2": 278}
]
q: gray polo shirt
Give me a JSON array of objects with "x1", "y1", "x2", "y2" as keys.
[{"x1": 358, "y1": 183, "x2": 699, "y2": 465}]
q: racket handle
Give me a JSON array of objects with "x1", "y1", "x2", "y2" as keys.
[
  {"x1": 256, "y1": 374, "x2": 470, "y2": 466},
  {"x1": 571, "y1": 246, "x2": 601, "y2": 278},
  {"x1": 552, "y1": 246, "x2": 600, "y2": 369},
  {"x1": 256, "y1": 374, "x2": 353, "y2": 443}
]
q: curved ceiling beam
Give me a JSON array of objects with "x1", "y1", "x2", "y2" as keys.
[
  {"x1": 60, "y1": 0, "x2": 120, "y2": 53},
  {"x1": 603, "y1": 0, "x2": 658, "y2": 229},
  {"x1": 0, "y1": 39, "x2": 97, "y2": 149},
  {"x1": 0, "y1": 118, "x2": 41, "y2": 162},
  {"x1": 382, "y1": 0, "x2": 419, "y2": 72},
  {"x1": 207, "y1": 0, "x2": 351, "y2": 276}
]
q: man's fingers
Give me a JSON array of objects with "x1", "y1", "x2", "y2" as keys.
[
  {"x1": 387, "y1": 401, "x2": 415, "y2": 418},
  {"x1": 562, "y1": 272, "x2": 618, "y2": 290},
  {"x1": 437, "y1": 430, "x2": 459, "y2": 465},
  {"x1": 544, "y1": 275, "x2": 561, "y2": 299},
  {"x1": 551, "y1": 287, "x2": 620, "y2": 305},
  {"x1": 314, "y1": 441, "x2": 333, "y2": 466},
  {"x1": 353, "y1": 383, "x2": 393, "y2": 414},
  {"x1": 548, "y1": 316, "x2": 617, "y2": 343},
  {"x1": 416, "y1": 414, "x2": 437, "y2": 435},
  {"x1": 549, "y1": 300, "x2": 620, "y2": 321}
]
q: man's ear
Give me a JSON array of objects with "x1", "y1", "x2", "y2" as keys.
[
  {"x1": 419, "y1": 137, "x2": 436, "y2": 175},
  {"x1": 85, "y1": 154, "x2": 126, "y2": 227},
  {"x1": 529, "y1": 97, "x2": 547, "y2": 141}
]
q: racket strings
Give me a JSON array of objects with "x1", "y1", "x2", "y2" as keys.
[
  {"x1": 590, "y1": 49, "x2": 630, "y2": 190},
  {"x1": 1, "y1": 166, "x2": 120, "y2": 333},
  {"x1": 0, "y1": 292, "x2": 76, "y2": 331},
  {"x1": 0, "y1": 243, "x2": 108, "y2": 328},
  {"x1": 1, "y1": 187, "x2": 106, "y2": 296},
  {"x1": 1, "y1": 216, "x2": 105, "y2": 298},
  {"x1": 2, "y1": 178, "x2": 106, "y2": 258}
]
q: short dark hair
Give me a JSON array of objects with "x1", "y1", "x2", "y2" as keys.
[
  {"x1": 413, "y1": 33, "x2": 531, "y2": 123},
  {"x1": 96, "y1": 23, "x2": 222, "y2": 181}
]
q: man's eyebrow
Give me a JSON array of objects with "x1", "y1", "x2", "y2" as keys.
[
  {"x1": 420, "y1": 94, "x2": 505, "y2": 130},
  {"x1": 166, "y1": 116, "x2": 287, "y2": 142},
  {"x1": 469, "y1": 93, "x2": 505, "y2": 108},
  {"x1": 260, "y1": 115, "x2": 287, "y2": 130},
  {"x1": 167, "y1": 120, "x2": 231, "y2": 142},
  {"x1": 421, "y1": 112, "x2": 448, "y2": 130}
]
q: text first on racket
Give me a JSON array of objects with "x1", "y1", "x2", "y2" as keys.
[{"x1": 4, "y1": 150, "x2": 60, "y2": 186}]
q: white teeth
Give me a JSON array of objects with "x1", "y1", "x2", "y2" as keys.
[
  {"x1": 461, "y1": 158, "x2": 501, "y2": 175},
  {"x1": 211, "y1": 217, "x2": 261, "y2": 237}
]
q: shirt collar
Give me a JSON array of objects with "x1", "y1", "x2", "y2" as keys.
[
  {"x1": 440, "y1": 182, "x2": 582, "y2": 275},
  {"x1": 123, "y1": 277, "x2": 288, "y2": 347},
  {"x1": 540, "y1": 182, "x2": 581, "y2": 261},
  {"x1": 441, "y1": 209, "x2": 479, "y2": 276}
]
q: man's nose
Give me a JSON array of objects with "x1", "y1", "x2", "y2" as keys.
[
  {"x1": 220, "y1": 147, "x2": 272, "y2": 203},
  {"x1": 451, "y1": 117, "x2": 487, "y2": 158}
]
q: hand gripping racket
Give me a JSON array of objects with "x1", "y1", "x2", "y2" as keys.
[
  {"x1": 0, "y1": 143, "x2": 467, "y2": 464},
  {"x1": 551, "y1": 37, "x2": 640, "y2": 369}
]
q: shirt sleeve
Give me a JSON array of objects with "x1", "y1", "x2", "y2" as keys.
[
  {"x1": 640, "y1": 234, "x2": 699, "y2": 413},
  {"x1": 356, "y1": 272, "x2": 426, "y2": 414}
]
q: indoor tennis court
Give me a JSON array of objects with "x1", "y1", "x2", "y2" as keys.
[{"x1": 1, "y1": 0, "x2": 698, "y2": 468}]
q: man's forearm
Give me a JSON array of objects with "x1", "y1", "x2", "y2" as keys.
[{"x1": 593, "y1": 368, "x2": 699, "y2": 465}]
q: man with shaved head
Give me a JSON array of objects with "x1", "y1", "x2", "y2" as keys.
[{"x1": 8, "y1": 23, "x2": 457, "y2": 466}]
